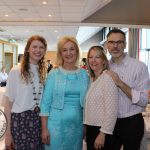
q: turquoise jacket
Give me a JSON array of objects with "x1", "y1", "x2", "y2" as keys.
[{"x1": 40, "y1": 67, "x2": 89, "y2": 116}]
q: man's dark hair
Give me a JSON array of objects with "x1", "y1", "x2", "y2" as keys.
[{"x1": 107, "y1": 28, "x2": 126, "y2": 41}]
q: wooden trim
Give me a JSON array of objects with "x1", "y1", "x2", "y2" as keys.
[{"x1": 0, "y1": 39, "x2": 17, "y2": 46}]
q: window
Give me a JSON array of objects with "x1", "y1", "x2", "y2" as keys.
[{"x1": 139, "y1": 29, "x2": 150, "y2": 73}]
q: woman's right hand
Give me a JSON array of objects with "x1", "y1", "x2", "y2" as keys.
[
  {"x1": 94, "y1": 132, "x2": 106, "y2": 150},
  {"x1": 41, "y1": 128, "x2": 50, "y2": 145},
  {"x1": 5, "y1": 132, "x2": 15, "y2": 150}
]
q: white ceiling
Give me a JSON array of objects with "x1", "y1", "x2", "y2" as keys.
[{"x1": 0, "y1": 0, "x2": 111, "y2": 51}]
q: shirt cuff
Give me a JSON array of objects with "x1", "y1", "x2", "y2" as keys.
[
  {"x1": 100, "y1": 128, "x2": 113, "y2": 135},
  {"x1": 132, "y1": 89, "x2": 140, "y2": 104},
  {"x1": 39, "y1": 112, "x2": 49, "y2": 116}
]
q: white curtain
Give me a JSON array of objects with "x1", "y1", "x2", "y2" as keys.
[{"x1": 128, "y1": 28, "x2": 139, "y2": 59}]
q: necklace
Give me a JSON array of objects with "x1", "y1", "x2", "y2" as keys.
[{"x1": 29, "y1": 75, "x2": 43, "y2": 113}]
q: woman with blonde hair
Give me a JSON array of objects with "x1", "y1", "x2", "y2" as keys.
[
  {"x1": 84, "y1": 46, "x2": 118, "y2": 150},
  {"x1": 5, "y1": 35, "x2": 47, "y2": 150},
  {"x1": 40, "y1": 36, "x2": 89, "y2": 150}
]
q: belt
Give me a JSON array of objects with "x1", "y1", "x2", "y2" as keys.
[{"x1": 117, "y1": 113, "x2": 142, "y2": 120}]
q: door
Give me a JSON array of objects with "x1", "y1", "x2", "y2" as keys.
[{"x1": 5, "y1": 52, "x2": 13, "y2": 74}]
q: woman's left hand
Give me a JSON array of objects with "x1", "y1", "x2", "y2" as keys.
[{"x1": 94, "y1": 132, "x2": 106, "y2": 150}]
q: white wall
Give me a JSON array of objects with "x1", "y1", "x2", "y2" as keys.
[{"x1": 16, "y1": 42, "x2": 26, "y2": 54}]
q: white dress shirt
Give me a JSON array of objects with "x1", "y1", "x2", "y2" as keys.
[
  {"x1": 109, "y1": 54, "x2": 150, "y2": 118},
  {"x1": 0, "y1": 72, "x2": 8, "y2": 83}
]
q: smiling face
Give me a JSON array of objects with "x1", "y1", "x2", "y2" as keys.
[
  {"x1": 28, "y1": 40, "x2": 46, "y2": 64},
  {"x1": 88, "y1": 49, "x2": 105, "y2": 74},
  {"x1": 61, "y1": 41, "x2": 78, "y2": 66},
  {"x1": 106, "y1": 33, "x2": 126, "y2": 59}
]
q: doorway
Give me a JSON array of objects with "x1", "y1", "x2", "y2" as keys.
[{"x1": 5, "y1": 52, "x2": 13, "y2": 73}]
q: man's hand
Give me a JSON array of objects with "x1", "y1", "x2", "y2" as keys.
[
  {"x1": 148, "y1": 90, "x2": 150, "y2": 100},
  {"x1": 106, "y1": 70, "x2": 132, "y2": 99},
  {"x1": 106, "y1": 70, "x2": 122, "y2": 87}
]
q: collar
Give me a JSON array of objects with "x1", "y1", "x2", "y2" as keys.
[
  {"x1": 59, "y1": 66, "x2": 80, "y2": 75},
  {"x1": 109, "y1": 53, "x2": 129, "y2": 66}
]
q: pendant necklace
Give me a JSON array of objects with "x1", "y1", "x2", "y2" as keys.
[{"x1": 29, "y1": 75, "x2": 43, "y2": 113}]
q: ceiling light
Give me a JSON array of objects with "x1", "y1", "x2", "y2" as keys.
[
  {"x1": 54, "y1": 30, "x2": 58, "y2": 33},
  {"x1": 42, "y1": 1, "x2": 47, "y2": 4},
  {"x1": 48, "y1": 14, "x2": 52, "y2": 17},
  {"x1": 4, "y1": 14, "x2": 8, "y2": 17}
]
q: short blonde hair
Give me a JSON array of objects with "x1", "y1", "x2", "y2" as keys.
[
  {"x1": 87, "y1": 46, "x2": 109, "y2": 78},
  {"x1": 55, "y1": 36, "x2": 80, "y2": 67}
]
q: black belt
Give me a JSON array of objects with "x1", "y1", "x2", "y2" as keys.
[{"x1": 117, "y1": 113, "x2": 142, "y2": 120}]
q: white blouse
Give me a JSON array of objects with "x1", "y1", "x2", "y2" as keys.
[
  {"x1": 84, "y1": 72, "x2": 119, "y2": 134},
  {"x1": 5, "y1": 64, "x2": 42, "y2": 113},
  {"x1": 109, "y1": 54, "x2": 150, "y2": 118},
  {"x1": 0, "y1": 72, "x2": 8, "y2": 82}
]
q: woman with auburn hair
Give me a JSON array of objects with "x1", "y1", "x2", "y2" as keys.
[
  {"x1": 84, "y1": 46, "x2": 118, "y2": 150},
  {"x1": 5, "y1": 35, "x2": 47, "y2": 150},
  {"x1": 40, "y1": 36, "x2": 89, "y2": 150}
]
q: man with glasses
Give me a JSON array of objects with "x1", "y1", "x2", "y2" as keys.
[{"x1": 106, "y1": 28, "x2": 150, "y2": 150}]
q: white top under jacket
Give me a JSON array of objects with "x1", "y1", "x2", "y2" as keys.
[{"x1": 5, "y1": 64, "x2": 42, "y2": 113}]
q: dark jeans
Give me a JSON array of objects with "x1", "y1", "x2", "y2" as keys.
[{"x1": 109, "y1": 113, "x2": 144, "y2": 150}]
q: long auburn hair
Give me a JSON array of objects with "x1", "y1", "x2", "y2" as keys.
[
  {"x1": 20, "y1": 35, "x2": 47, "y2": 84},
  {"x1": 86, "y1": 46, "x2": 109, "y2": 78}
]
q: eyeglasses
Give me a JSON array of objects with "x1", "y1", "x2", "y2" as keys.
[{"x1": 107, "y1": 40, "x2": 125, "y2": 46}]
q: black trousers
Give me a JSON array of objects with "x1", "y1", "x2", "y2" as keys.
[
  {"x1": 0, "y1": 81, "x2": 6, "y2": 87},
  {"x1": 109, "y1": 113, "x2": 144, "y2": 150},
  {"x1": 86, "y1": 125, "x2": 113, "y2": 150}
]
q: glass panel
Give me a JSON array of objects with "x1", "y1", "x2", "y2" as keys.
[
  {"x1": 4, "y1": 44, "x2": 12, "y2": 52},
  {"x1": 0, "y1": 43, "x2": 3, "y2": 69},
  {"x1": 139, "y1": 28, "x2": 150, "y2": 73}
]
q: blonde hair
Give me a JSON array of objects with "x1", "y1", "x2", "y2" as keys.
[
  {"x1": 55, "y1": 36, "x2": 80, "y2": 67},
  {"x1": 21, "y1": 35, "x2": 47, "y2": 84},
  {"x1": 87, "y1": 46, "x2": 109, "y2": 78}
]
